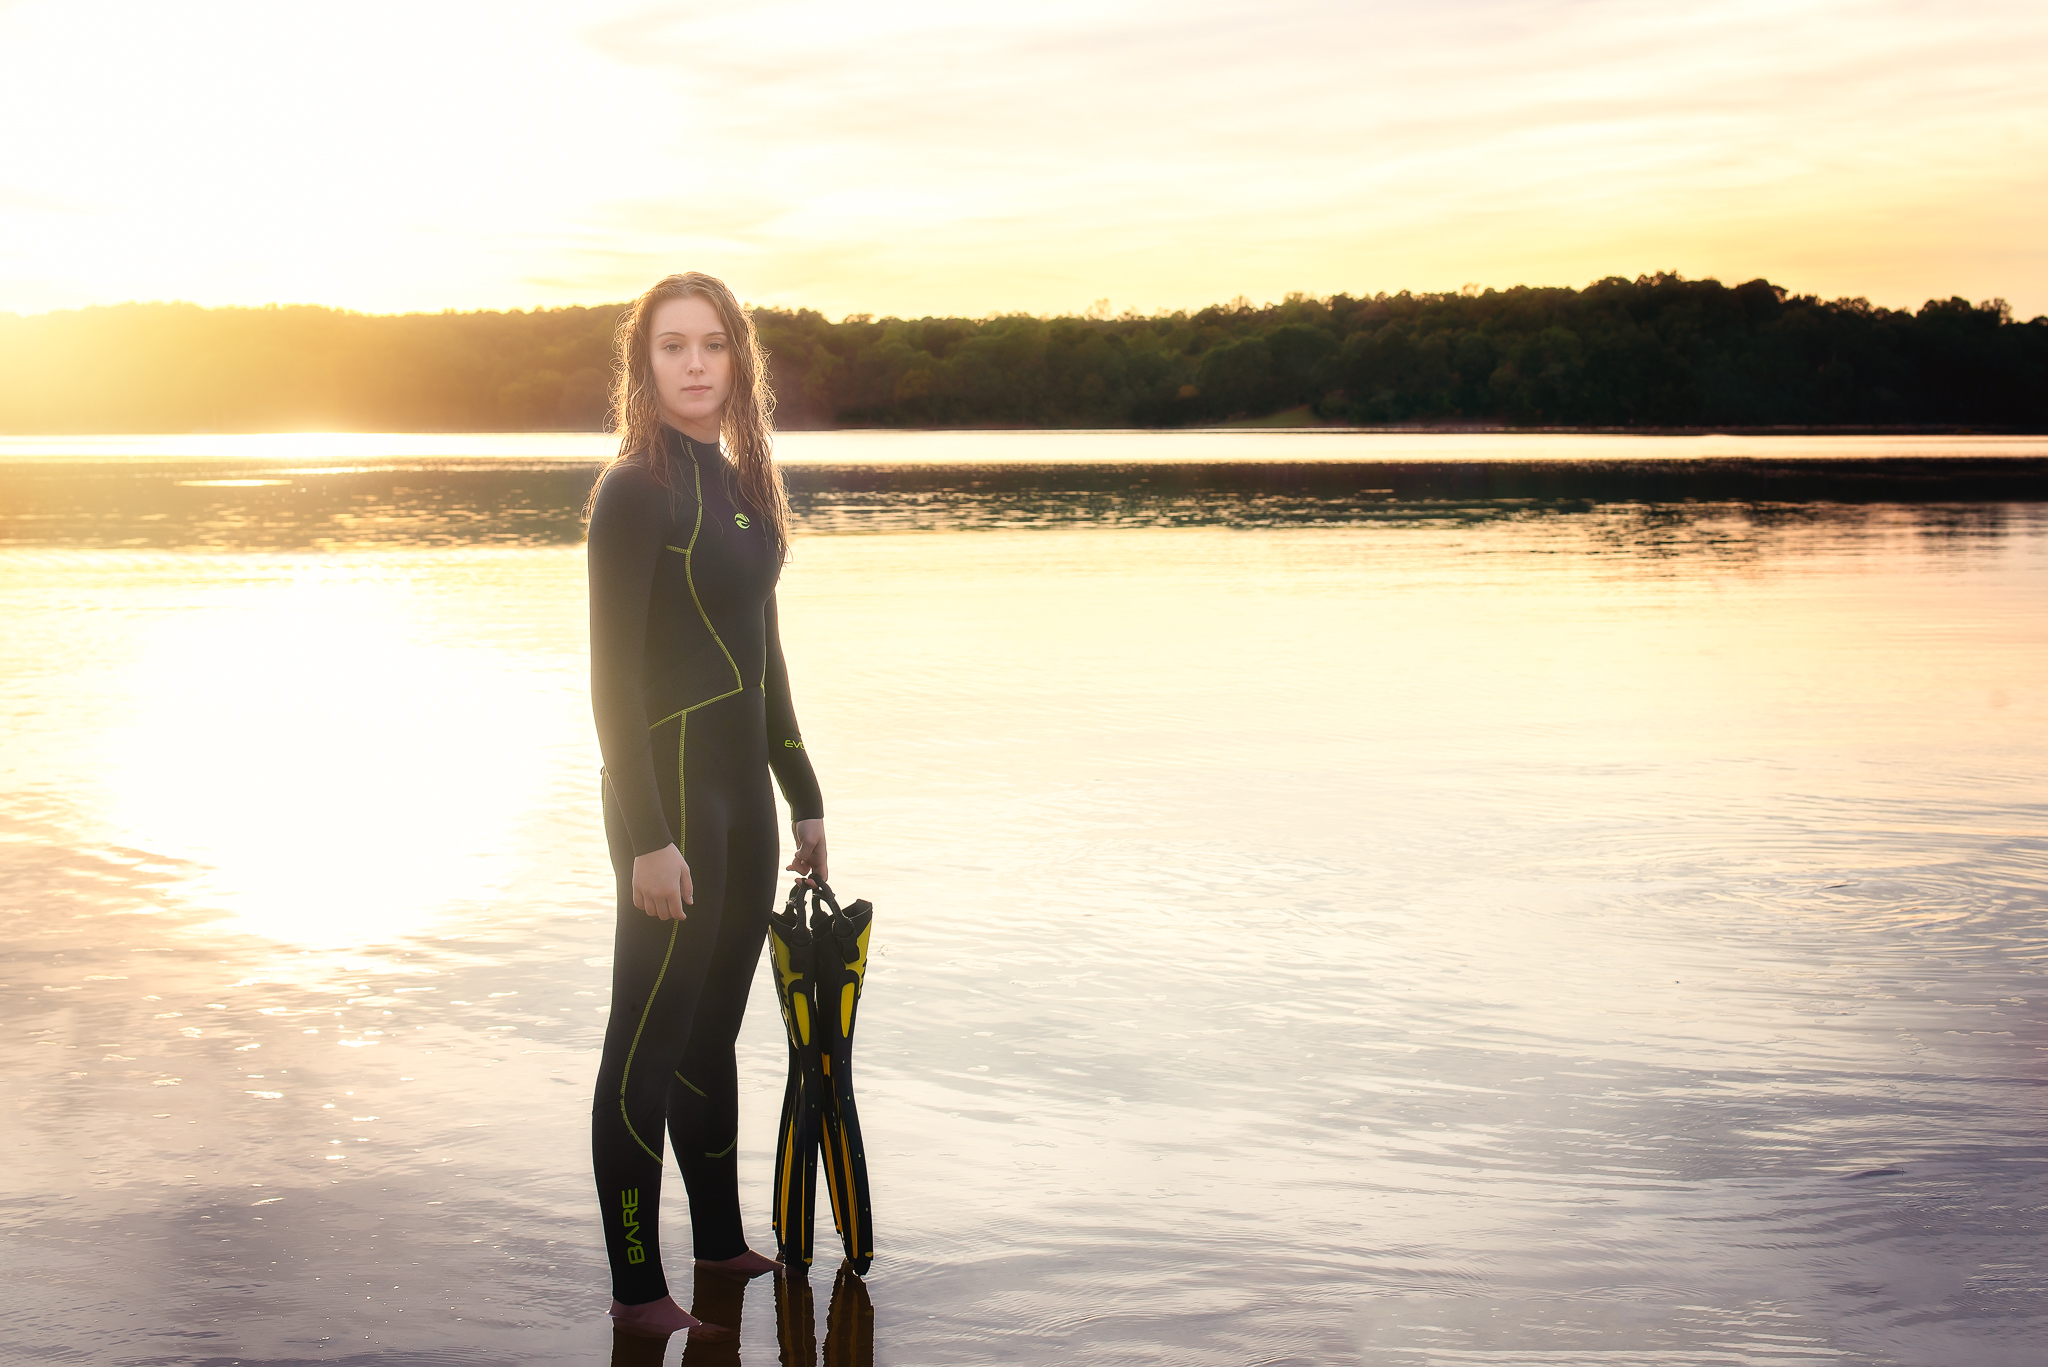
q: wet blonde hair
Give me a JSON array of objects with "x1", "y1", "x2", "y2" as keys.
[{"x1": 600, "y1": 271, "x2": 789, "y2": 556}]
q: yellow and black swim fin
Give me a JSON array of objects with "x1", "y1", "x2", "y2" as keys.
[
  {"x1": 809, "y1": 881, "x2": 875, "y2": 1277},
  {"x1": 768, "y1": 878, "x2": 823, "y2": 1273}
]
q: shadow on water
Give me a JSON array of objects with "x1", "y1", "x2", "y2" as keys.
[{"x1": 2, "y1": 455, "x2": 2045, "y2": 548}]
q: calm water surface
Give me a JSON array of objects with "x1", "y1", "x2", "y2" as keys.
[
  {"x1": 5, "y1": 429, "x2": 2045, "y2": 464},
  {"x1": 2, "y1": 434, "x2": 2044, "y2": 1365}
]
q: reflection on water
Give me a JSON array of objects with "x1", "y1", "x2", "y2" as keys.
[
  {"x1": 1, "y1": 430, "x2": 2044, "y2": 550},
  {"x1": 6, "y1": 428, "x2": 2047, "y2": 466},
  {"x1": 2, "y1": 459, "x2": 2045, "y2": 1364},
  {"x1": 100, "y1": 563, "x2": 571, "y2": 943},
  {"x1": 600, "y1": 1265, "x2": 872, "y2": 1367}
]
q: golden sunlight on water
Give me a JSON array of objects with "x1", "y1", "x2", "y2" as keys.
[
  {"x1": 0, "y1": 551, "x2": 590, "y2": 959},
  {"x1": 95, "y1": 561, "x2": 580, "y2": 945}
]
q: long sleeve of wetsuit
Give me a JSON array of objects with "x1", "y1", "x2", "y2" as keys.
[
  {"x1": 587, "y1": 464, "x2": 675, "y2": 858},
  {"x1": 763, "y1": 591, "x2": 824, "y2": 822}
]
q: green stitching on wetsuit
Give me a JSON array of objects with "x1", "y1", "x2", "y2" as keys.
[
  {"x1": 678, "y1": 457, "x2": 743, "y2": 694},
  {"x1": 619, "y1": 1099, "x2": 661, "y2": 1163},
  {"x1": 648, "y1": 454, "x2": 749, "y2": 842},
  {"x1": 615, "y1": 453, "x2": 751, "y2": 1168},
  {"x1": 672, "y1": 1070, "x2": 727, "y2": 1156},
  {"x1": 618, "y1": 919, "x2": 681, "y2": 1163}
]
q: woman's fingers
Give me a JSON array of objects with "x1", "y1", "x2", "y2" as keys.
[
  {"x1": 787, "y1": 819, "x2": 828, "y2": 885},
  {"x1": 632, "y1": 844, "x2": 692, "y2": 919}
]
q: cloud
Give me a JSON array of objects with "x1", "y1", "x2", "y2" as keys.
[{"x1": 1, "y1": 0, "x2": 2042, "y2": 316}]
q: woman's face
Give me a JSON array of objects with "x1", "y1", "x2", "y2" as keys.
[{"x1": 647, "y1": 293, "x2": 733, "y2": 441}]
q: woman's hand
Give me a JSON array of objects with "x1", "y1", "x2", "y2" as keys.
[
  {"x1": 632, "y1": 844, "x2": 693, "y2": 920},
  {"x1": 788, "y1": 819, "x2": 828, "y2": 885}
]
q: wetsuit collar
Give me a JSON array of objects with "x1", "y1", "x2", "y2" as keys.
[{"x1": 664, "y1": 425, "x2": 721, "y2": 463}]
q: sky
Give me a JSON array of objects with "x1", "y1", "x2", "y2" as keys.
[{"x1": 1, "y1": 0, "x2": 2043, "y2": 320}]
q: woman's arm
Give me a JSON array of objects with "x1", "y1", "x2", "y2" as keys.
[
  {"x1": 763, "y1": 592, "x2": 828, "y2": 882},
  {"x1": 590, "y1": 465, "x2": 694, "y2": 916},
  {"x1": 587, "y1": 464, "x2": 679, "y2": 860}
]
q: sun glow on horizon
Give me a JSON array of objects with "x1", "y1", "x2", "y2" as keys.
[{"x1": 1, "y1": 0, "x2": 2044, "y2": 319}]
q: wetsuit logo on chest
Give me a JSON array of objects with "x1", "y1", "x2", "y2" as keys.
[{"x1": 733, "y1": 512, "x2": 751, "y2": 530}]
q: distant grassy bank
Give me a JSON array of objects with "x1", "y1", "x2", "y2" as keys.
[{"x1": 3, "y1": 274, "x2": 2043, "y2": 433}]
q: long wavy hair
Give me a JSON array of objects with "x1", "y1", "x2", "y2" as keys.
[{"x1": 593, "y1": 272, "x2": 790, "y2": 557}]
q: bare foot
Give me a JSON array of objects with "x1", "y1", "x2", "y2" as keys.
[
  {"x1": 694, "y1": 1248, "x2": 782, "y2": 1277},
  {"x1": 608, "y1": 1294, "x2": 704, "y2": 1337}
]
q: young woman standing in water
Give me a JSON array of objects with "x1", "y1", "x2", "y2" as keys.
[{"x1": 586, "y1": 272, "x2": 827, "y2": 1335}]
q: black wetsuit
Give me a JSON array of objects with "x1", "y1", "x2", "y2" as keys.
[{"x1": 587, "y1": 431, "x2": 822, "y2": 1305}]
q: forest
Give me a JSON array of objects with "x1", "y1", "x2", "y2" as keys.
[{"x1": 2, "y1": 274, "x2": 2042, "y2": 432}]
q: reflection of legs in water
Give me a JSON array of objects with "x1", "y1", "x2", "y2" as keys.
[
  {"x1": 609, "y1": 1323, "x2": 672, "y2": 1367},
  {"x1": 610, "y1": 1271, "x2": 744, "y2": 1360},
  {"x1": 680, "y1": 1266, "x2": 749, "y2": 1367},
  {"x1": 824, "y1": 1263, "x2": 876, "y2": 1367}
]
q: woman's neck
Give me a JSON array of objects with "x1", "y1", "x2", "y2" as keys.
[{"x1": 666, "y1": 417, "x2": 721, "y2": 446}]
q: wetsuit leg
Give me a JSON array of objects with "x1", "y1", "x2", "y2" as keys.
[
  {"x1": 666, "y1": 813, "x2": 778, "y2": 1258},
  {"x1": 591, "y1": 774, "x2": 734, "y2": 1306}
]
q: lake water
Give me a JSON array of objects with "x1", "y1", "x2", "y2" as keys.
[{"x1": 3, "y1": 432, "x2": 2044, "y2": 1366}]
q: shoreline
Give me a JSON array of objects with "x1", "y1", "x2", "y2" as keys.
[
  {"x1": 4, "y1": 422, "x2": 2045, "y2": 440},
  {"x1": 5, "y1": 450, "x2": 2047, "y2": 553}
]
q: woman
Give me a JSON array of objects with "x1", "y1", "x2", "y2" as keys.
[{"x1": 586, "y1": 272, "x2": 827, "y2": 1335}]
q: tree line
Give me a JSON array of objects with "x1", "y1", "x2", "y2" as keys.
[{"x1": 3, "y1": 274, "x2": 2042, "y2": 432}]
